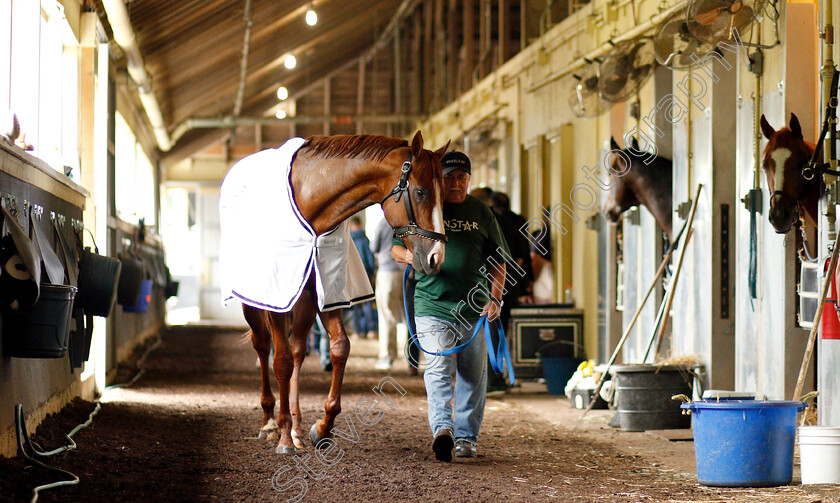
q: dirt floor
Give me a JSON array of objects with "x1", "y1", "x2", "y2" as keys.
[{"x1": 1, "y1": 324, "x2": 838, "y2": 503}]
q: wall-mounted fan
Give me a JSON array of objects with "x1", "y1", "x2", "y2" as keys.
[
  {"x1": 653, "y1": 10, "x2": 717, "y2": 70},
  {"x1": 567, "y1": 63, "x2": 610, "y2": 118},
  {"x1": 687, "y1": 0, "x2": 765, "y2": 44},
  {"x1": 598, "y1": 38, "x2": 656, "y2": 103}
]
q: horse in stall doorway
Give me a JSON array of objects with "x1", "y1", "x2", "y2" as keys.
[
  {"x1": 760, "y1": 113, "x2": 820, "y2": 261},
  {"x1": 219, "y1": 132, "x2": 448, "y2": 454},
  {"x1": 603, "y1": 136, "x2": 673, "y2": 241}
]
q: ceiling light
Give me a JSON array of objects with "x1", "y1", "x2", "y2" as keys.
[
  {"x1": 284, "y1": 54, "x2": 297, "y2": 69},
  {"x1": 276, "y1": 86, "x2": 289, "y2": 100},
  {"x1": 275, "y1": 109, "x2": 287, "y2": 119},
  {"x1": 305, "y1": 9, "x2": 317, "y2": 26}
]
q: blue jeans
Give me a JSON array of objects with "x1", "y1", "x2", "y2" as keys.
[
  {"x1": 308, "y1": 317, "x2": 331, "y2": 368},
  {"x1": 351, "y1": 300, "x2": 378, "y2": 334},
  {"x1": 415, "y1": 315, "x2": 488, "y2": 444}
]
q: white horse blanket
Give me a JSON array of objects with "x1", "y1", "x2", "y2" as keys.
[{"x1": 219, "y1": 137, "x2": 374, "y2": 312}]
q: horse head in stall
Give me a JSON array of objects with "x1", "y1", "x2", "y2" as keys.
[
  {"x1": 221, "y1": 131, "x2": 448, "y2": 454},
  {"x1": 759, "y1": 113, "x2": 820, "y2": 260},
  {"x1": 603, "y1": 137, "x2": 674, "y2": 241}
]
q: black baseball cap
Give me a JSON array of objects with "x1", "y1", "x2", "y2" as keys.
[{"x1": 441, "y1": 151, "x2": 471, "y2": 175}]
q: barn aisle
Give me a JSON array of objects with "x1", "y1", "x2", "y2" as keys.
[{"x1": 1, "y1": 325, "x2": 836, "y2": 503}]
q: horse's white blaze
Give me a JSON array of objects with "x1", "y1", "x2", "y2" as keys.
[
  {"x1": 432, "y1": 176, "x2": 444, "y2": 233},
  {"x1": 771, "y1": 147, "x2": 791, "y2": 191},
  {"x1": 427, "y1": 176, "x2": 445, "y2": 267},
  {"x1": 432, "y1": 206, "x2": 443, "y2": 233}
]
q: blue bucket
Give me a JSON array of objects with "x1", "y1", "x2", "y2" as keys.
[
  {"x1": 123, "y1": 279, "x2": 153, "y2": 313},
  {"x1": 681, "y1": 400, "x2": 806, "y2": 487},
  {"x1": 539, "y1": 357, "x2": 581, "y2": 395}
]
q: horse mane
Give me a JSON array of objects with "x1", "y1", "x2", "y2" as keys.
[{"x1": 300, "y1": 135, "x2": 408, "y2": 163}]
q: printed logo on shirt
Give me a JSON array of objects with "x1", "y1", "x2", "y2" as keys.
[{"x1": 445, "y1": 219, "x2": 479, "y2": 232}]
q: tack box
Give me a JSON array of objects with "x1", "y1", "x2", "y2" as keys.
[{"x1": 509, "y1": 304, "x2": 583, "y2": 379}]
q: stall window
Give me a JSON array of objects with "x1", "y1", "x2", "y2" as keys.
[
  {"x1": 115, "y1": 112, "x2": 156, "y2": 226},
  {"x1": 5, "y1": 0, "x2": 78, "y2": 174}
]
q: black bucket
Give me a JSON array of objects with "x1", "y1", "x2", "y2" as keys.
[
  {"x1": 117, "y1": 254, "x2": 144, "y2": 306},
  {"x1": 2, "y1": 284, "x2": 77, "y2": 358},
  {"x1": 76, "y1": 247, "x2": 122, "y2": 317},
  {"x1": 613, "y1": 364, "x2": 693, "y2": 431},
  {"x1": 164, "y1": 279, "x2": 179, "y2": 298}
]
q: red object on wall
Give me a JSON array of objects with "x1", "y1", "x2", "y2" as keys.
[{"x1": 822, "y1": 258, "x2": 840, "y2": 340}]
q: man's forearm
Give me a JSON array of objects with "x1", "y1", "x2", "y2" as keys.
[{"x1": 489, "y1": 263, "x2": 506, "y2": 301}]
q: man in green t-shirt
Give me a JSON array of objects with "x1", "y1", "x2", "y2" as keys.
[{"x1": 392, "y1": 150, "x2": 510, "y2": 462}]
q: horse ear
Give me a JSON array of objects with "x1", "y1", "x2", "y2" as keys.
[
  {"x1": 760, "y1": 115, "x2": 776, "y2": 140},
  {"x1": 433, "y1": 140, "x2": 451, "y2": 158},
  {"x1": 610, "y1": 136, "x2": 621, "y2": 151},
  {"x1": 631, "y1": 136, "x2": 640, "y2": 151},
  {"x1": 411, "y1": 131, "x2": 424, "y2": 154},
  {"x1": 790, "y1": 113, "x2": 803, "y2": 139}
]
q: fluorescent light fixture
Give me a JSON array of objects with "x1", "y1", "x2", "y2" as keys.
[
  {"x1": 305, "y1": 9, "x2": 317, "y2": 26},
  {"x1": 276, "y1": 109, "x2": 287, "y2": 119},
  {"x1": 276, "y1": 86, "x2": 289, "y2": 100},
  {"x1": 284, "y1": 54, "x2": 297, "y2": 69}
]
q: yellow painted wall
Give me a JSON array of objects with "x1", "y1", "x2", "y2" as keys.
[{"x1": 419, "y1": 0, "x2": 690, "y2": 358}]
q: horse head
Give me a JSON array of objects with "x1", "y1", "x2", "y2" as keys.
[
  {"x1": 602, "y1": 136, "x2": 673, "y2": 240},
  {"x1": 603, "y1": 136, "x2": 642, "y2": 222},
  {"x1": 381, "y1": 131, "x2": 449, "y2": 275},
  {"x1": 760, "y1": 113, "x2": 818, "y2": 234}
]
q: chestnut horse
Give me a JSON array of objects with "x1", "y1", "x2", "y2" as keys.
[
  {"x1": 603, "y1": 136, "x2": 674, "y2": 241},
  {"x1": 759, "y1": 113, "x2": 820, "y2": 260},
  {"x1": 239, "y1": 132, "x2": 448, "y2": 454}
]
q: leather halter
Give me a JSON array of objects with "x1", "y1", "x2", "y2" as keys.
[
  {"x1": 801, "y1": 69, "x2": 839, "y2": 180},
  {"x1": 379, "y1": 151, "x2": 448, "y2": 243}
]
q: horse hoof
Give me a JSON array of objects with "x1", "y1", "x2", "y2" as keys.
[
  {"x1": 259, "y1": 418, "x2": 279, "y2": 440},
  {"x1": 292, "y1": 430, "x2": 305, "y2": 450},
  {"x1": 310, "y1": 423, "x2": 329, "y2": 448},
  {"x1": 276, "y1": 446, "x2": 296, "y2": 455}
]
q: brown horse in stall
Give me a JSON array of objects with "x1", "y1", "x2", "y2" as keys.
[
  {"x1": 225, "y1": 132, "x2": 448, "y2": 454},
  {"x1": 603, "y1": 137, "x2": 674, "y2": 241},
  {"x1": 759, "y1": 113, "x2": 821, "y2": 260}
]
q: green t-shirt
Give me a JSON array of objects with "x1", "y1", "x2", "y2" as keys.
[{"x1": 394, "y1": 195, "x2": 510, "y2": 324}]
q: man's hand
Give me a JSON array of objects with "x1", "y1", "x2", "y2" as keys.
[
  {"x1": 481, "y1": 298, "x2": 502, "y2": 322},
  {"x1": 391, "y1": 245, "x2": 413, "y2": 265}
]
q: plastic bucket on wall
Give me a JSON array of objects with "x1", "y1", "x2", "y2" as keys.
[
  {"x1": 123, "y1": 279, "x2": 153, "y2": 313},
  {"x1": 76, "y1": 248, "x2": 122, "y2": 317},
  {"x1": 613, "y1": 364, "x2": 693, "y2": 431},
  {"x1": 2, "y1": 284, "x2": 77, "y2": 358},
  {"x1": 799, "y1": 426, "x2": 840, "y2": 484},
  {"x1": 539, "y1": 356, "x2": 582, "y2": 395},
  {"x1": 117, "y1": 255, "x2": 144, "y2": 306},
  {"x1": 164, "y1": 279, "x2": 179, "y2": 298},
  {"x1": 681, "y1": 400, "x2": 806, "y2": 487}
]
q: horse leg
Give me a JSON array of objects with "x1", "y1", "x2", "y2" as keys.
[
  {"x1": 243, "y1": 306, "x2": 277, "y2": 440},
  {"x1": 310, "y1": 309, "x2": 350, "y2": 447},
  {"x1": 289, "y1": 289, "x2": 318, "y2": 450},
  {"x1": 266, "y1": 310, "x2": 296, "y2": 454}
]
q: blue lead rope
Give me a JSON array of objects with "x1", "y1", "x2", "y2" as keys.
[{"x1": 402, "y1": 265, "x2": 515, "y2": 384}]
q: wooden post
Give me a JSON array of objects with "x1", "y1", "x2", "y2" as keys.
[
  {"x1": 478, "y1": 0, "x2": 489, "y2": 80},
  {"x1": 463, "y1": 0, "x2": 475, "y2": 92},
  {"x1": 448, "y1": 0, "x2": 459, "y2": 103},
  {"x1": 434, "y1": 0, "x2": 445, "y2": 110},
  {"x1": 357, "y1": 58, "x2": 366, "y2": 135},
  {"x1": 78, "y1": 12, "x2": 97, "y2": 232},
  {"x1": 498, "y1": 0, "x2": 509, "y2": 67},
  {"x1": 411, "y1": 17, "x2": 423, "y2": 115},
  {"x1": 323, "y1": 77, "x2": 330, "y2": 136},
  {"x1": 394, "y1": 26, "x2": 402, "y2": 117},
  {"x1": 423, "y1": 0, "x2": 434, "y2": 112}
]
